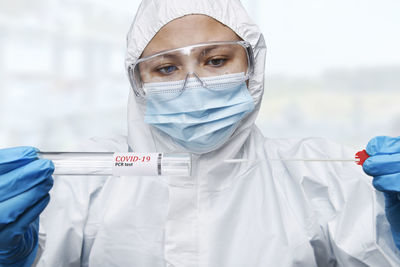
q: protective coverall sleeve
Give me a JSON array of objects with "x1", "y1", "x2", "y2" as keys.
[
  {"x1": 32, "y1": 136, "x2": 127, "y2": 266},
  {"x1": 273, "y1": 137, "x2": 400, "y2": 266},
  {"x1": 32, "y1": 176, "x2": 105, "y2": 267},
  {"x1": 310, "y1": 139, "x2": 400, "y2": 266}
]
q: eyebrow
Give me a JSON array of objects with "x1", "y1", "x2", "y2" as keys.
[
  {"x1": 143, "y1": 45, "x2": 231, "y2": 65},
  {"x1": 139, "y1": 53, "x2": 183, "y2": 70},
  {"x1": 163, "y1": 53, "x2": 182, "y2": 59},
  {"x1": 148, "y1": 53, "x2": 181, "y2": 62},
  {"x1": 200, "y1": 46, "x2": 221, "y2": 56}
]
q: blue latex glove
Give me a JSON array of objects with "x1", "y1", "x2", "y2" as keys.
[
  {"x1": 0, "y1": 147, "x2": 54, "y2": 266},
  {"x1": 363, "y1": 136, "x2": 400, "y2": 250}
]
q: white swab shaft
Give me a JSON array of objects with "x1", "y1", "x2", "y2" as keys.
[{"x1": 224, "y1": 158, "x2": 358, "y2": 163}]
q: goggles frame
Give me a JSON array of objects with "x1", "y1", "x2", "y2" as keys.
[{"x1": 127, "y1": 40, "x2": 255, "y2": 97}]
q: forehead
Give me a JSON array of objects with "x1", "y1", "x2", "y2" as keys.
[{"x1": 141, "y1": 14, "x2": 241, "y2": 58}]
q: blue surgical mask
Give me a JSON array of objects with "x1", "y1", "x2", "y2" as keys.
[{"x1": 143, "y1": 73, "x2": 255, "y2": 154}]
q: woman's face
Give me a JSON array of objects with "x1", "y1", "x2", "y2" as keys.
[{"x1": 139, "y1": 15, "x2": 248, "y2": 84}]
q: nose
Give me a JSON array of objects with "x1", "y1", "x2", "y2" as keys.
[{"x1": 182, "y1": 72, "x2": 209, "y2": 89}]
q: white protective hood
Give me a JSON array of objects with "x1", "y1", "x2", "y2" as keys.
[
  {"x1": 35, "y1": 0, "x2": 400, "y2": 266},
  {"x1": 125, "y1": 0, "x2": 266, "y2": 156}
]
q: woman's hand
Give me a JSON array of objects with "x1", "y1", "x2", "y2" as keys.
[
  {"x1": 0, "y1": 146, "x2": 54, "y2": 266},
  {"x1": 363, "y1": 136, "x2": 400, "y2": 250}
]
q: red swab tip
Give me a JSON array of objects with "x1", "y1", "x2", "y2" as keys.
[{"x1": 355, "y1": 149, "x2": 370, "y2": 166}]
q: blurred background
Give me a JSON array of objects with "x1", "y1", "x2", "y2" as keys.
[{"x1": 0, "y1": 0, "x2": 399, "y2": 151}]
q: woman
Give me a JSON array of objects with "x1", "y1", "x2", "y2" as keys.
[{"x1": 1, "y1": 0, "x2": 400, "y2": 266}]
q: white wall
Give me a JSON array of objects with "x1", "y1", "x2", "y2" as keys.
[{"x1": 244, "y1": 0, "x2": 400, "y2": 148}]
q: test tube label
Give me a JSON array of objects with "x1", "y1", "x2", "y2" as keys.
[{"x1": 113, "y1": 153, "x2": 159, "y2": 176}]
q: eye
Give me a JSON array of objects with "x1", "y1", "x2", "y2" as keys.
[
  {"x1": 156, "y1": 65, "x2": 178, "y2": 75},
  {"x1": 206, "y1": 58, "x2": 227, "y2": 67}
]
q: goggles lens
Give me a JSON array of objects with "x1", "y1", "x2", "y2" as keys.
[{"x1": 129, "y1": 41, "x2": 254, "y2": 96}]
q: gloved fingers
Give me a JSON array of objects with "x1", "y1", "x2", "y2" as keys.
[
  {"x1": 372, "y1": 173, "x2": 400, "y2": 193},
  {"x1": 0, "y1": 146, "x2": 39, "y2": 175},
  {"x1": 0, "y1": 159, "x2": 54, "y2": 202},
  {"x1": 390, "y1": 229, "x2": 400, "y2": 250},
  {"x1": 363, "y1": 153, "x2": 400, "y2": 176},
  {"x1": 381, "y1": 192, "x2": 400, "y2": 234},
  {"x1": 0, "y1": 178, "x2": 53, "y2": 227},
  {"x1": 0, "y1": 195, "x2": 49, "y2": 249},
  {"x1": 11, "y1": 194, "x2": 49, "y2": 235},
  {"x1": 366, "y1": 136, "x2": 400, "y2": 156},
  {"x1": 383, "y1": 192, "x2": 400, "y2": 210}
]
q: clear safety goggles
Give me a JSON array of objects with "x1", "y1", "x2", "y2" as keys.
[{"x1": 128, "y1": 41, "x2": 255, "y2": 97}]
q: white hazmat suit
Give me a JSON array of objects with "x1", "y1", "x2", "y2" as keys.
[{"x1": 35, "y1": 0, "x2": 400, "y2": 266}]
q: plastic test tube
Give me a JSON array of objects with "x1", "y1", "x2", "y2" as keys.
[{"x1": 38, "y1": 152, "x2": 192, "y2": 177}]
